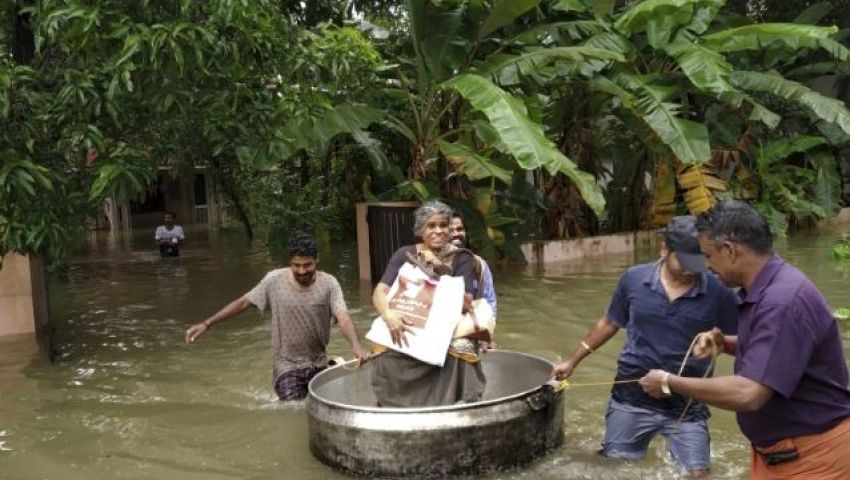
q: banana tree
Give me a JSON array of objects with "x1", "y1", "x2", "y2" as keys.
[
  {"x1": 352, "y1": 0, "x2": 614, "y2": 253},
  {"x1": 484, "y1": 0, "x2": 850, "y2": 233}
]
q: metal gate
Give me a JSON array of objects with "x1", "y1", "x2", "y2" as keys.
[{"x1": 365, "y1": 204, "x2": 418, "y2": 283}]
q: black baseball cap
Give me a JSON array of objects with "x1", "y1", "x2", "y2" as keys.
[{"x1": 663, "y1": 215, "x2": 706, "y2": 273}]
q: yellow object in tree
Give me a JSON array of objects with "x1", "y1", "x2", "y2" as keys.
[
  {"x1": 649, "y1": 159, "x2": 677, "y2": 228},
  {"x1": 676, "y1": 163, "x2": 727, "y2": 215}
]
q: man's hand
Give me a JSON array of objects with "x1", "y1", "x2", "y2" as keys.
[
  {"x1": 352, "y1": 344, "x2": 369, "y2": 363},
  {"x1": 694, "y1": 327, "x2": 724, "y2": 359},
  {"x1": 383, "y1": 309, "x2": 414, "y2": 347},
  {"x1": 639, "y1": 369, "x2": 668, "y2": 398},
  {"x1": 185, "y1": 322, "x2": 209, "y2": 343},
  {"x1": 551, "y1": 359, "x2": 577, "y2": 380}
]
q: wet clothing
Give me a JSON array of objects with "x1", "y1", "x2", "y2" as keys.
[
  {"x1": 750, "y1": 416, "x2": 850, "y2": 479},
  {"x1": 246, "y1": 269, "x2": 347, "y2": 386},
  {"x1": 371, "y1": 350, "x2": 486, "y2": 407},
  {"x1": 155, "y1": 225, "x2": 184, "y2": 257},
  {"x1": 380, "y1": 245, "x2": 474, "y2": 291},
  {"x1": 734, "y1": 254, "x2": 850, "y2": 448},
  {"x1": 602, "y1": 398, "x2": 710, "y2": 471},
  {"x1": 606, "y1": 261, "x2": 738, "y2": 421},
  {"x1": 274, "y1": 365, "x2": 326, "y2": 400},
  {"x1": 372, "y1": 245, "x2": 485, "y2": 407},
  {"x1": 473, "y1": 255, "x2": 497, "y2": 317}
]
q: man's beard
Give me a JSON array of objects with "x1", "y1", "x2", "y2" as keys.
[
  {"x1": 295, "y1": 272, "x2": 315, "y2": 286},
  {"x1": 450, "y1": 237, "x2": 467, "y2": 248}
]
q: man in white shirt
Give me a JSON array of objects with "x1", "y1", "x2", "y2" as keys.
[{"x1": 154, "y1": 211, "x2": 185, "y2": 257}]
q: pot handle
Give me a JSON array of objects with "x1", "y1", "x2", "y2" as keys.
[{"x1": 526, "y1": 380, "x2": 560, "y2": 411}]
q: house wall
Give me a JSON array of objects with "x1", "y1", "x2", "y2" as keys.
[{"x1": 0, "y1": 254, "x2": 36, "y2": 336}]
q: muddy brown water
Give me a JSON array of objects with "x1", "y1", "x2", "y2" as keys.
[{"x1": 1, "y1": 225, "x2": 849, "y2": 479}]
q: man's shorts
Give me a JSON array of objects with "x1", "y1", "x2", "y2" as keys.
[
  {"x1": 273, "y1": 365, "x2": 325, "y2": 401},
  {"x1": 601, "y1": 398, "x2": 710, "y2": 471}
]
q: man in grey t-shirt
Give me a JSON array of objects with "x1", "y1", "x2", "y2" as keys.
[{"x1": 185, "y1": 232, "x2": 368, "y2": 400}]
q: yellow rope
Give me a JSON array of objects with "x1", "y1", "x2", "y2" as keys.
[
  {"x1": 339, "y1": 350, "x2": 385, "y2": 371},
  {"x1": 555, "y1": 332, "x2": 720, "y2": 422}
]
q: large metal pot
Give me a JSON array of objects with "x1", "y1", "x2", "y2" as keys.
[{"x1": 307, "y1": 350, "x2": 565, "y2": 477}]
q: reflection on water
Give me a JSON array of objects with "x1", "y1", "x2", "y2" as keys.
[{"x1": 1, "y1": 225, "x2": 848, "y2": 479}]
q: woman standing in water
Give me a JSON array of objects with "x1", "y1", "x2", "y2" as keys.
[{"x1": 371, "y1": 200, "x2": 485, "y2": 407}]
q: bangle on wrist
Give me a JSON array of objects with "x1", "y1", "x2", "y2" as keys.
[
  {"x1": 202, "y1": 321, "x2": 211, "y2": 329},
  {"x1": 580, "y1": 340, "x2": 594, "y2": 353}
]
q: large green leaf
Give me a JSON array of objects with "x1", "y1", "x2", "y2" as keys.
[
  {"x1": 507, "y1": 21, "x2": 605, "y2": 45},
  {"x1": 731, "y1": 71, "x2": 850, "y2": 136},
  {"x1": 283, "y1": 103, "x2": 385, "y2": 156},
  {"x1": 809, "y1": 150, "x2": 841, "y2": 217},
  {"x1": 551, "y1": 0, "x2": 588, "y2": 13},
  {"x1": 665, "y1": 40, "x2": 733, "y2": 95},
  {"x1": 615, "y1": 0, "x2": 724, "y2": 44},
  {"x1": 406, "y1": 0, "x2": 467, "y2": 83},
  {"x1": 702, "y1": 24, "x2": 850, "y2": 61},
  {"x1": 439, "y1": 140, "x2": 513, "y2": 184},
  {"x1": 443, "y1": 74, "x2": 604, "y2": 213},
  {"x1": 351, "y1": 130, "x2": 396, "y2": 180},
  {"x1": 752, "y1": 135, "x2": 828, "y2": 171},
  {"x1": 591, "y1": 74, "x2": 711, "y2": 164},
  {"x1": 478, "y1": 0, "x2": 542, "y2": 40},
  {"x1": 663, "y1": 39, "x2": 781, "y2": 128},
  {"x1": 482, "y1": 46, "x2": 624, "y2": 85}
]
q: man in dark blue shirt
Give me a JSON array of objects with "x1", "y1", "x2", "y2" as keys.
[{"x1": 552, "y1": 215, "x2": 738, "y2": 476}]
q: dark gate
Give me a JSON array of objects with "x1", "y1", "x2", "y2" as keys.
[{"x1": 367, "y1": 205, "x2": 418, "y2": 284}]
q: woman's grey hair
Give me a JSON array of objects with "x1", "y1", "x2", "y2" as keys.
[
  {"x1": 413, "y1": 200, "x2": 453, "y2": 236},
  {"x1": 696, "y1": 200, "x2": 773, "y2": 254}
]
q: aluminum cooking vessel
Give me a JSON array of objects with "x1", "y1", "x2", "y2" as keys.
[{"x1": 307, "y1": 350, "x2": 565, "y2": 477}]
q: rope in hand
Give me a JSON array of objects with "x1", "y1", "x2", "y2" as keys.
[
  {"x1": 555, "y1": 332, "x2": 720, "y2": 422},
  {"x1": 337, "y1": 350, "x2": 385, "y2": 371}
]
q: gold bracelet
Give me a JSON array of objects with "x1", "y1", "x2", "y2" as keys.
[{"x1": 580, "y1": 340, "x2": 594, "y2": 353}]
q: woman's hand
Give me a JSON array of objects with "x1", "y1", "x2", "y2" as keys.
[
  {"x1": 462, "y1": 293, "x2": 473, "y2": 313},
  {"x1": 383, "y1": 309, "x2": 414, "y2": 347}
]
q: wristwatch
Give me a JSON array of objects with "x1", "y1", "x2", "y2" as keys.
[{"x1": 660, "y1": 372, "x2": 672, "y2": 396}]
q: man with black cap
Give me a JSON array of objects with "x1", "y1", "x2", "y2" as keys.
[{"x1": 552, "y1": 215, "x2": 738, "y2": 476}]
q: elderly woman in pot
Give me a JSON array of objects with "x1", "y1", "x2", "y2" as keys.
[{"x1": 371, "y1": 200, "x2": 486, "y2": 407}]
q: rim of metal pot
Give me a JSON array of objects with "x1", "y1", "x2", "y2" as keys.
[{"x1": 307, "y1": 349, "x2": 558, "y2": 414}]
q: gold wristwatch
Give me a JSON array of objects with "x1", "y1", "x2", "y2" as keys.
[{"x1": 660, "y1": 372, "x2": 672, "y2": 396}]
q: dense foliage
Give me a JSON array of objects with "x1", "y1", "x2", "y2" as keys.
[{"x1": 2, "y1": 0, "x2": 849, "y2": 266}]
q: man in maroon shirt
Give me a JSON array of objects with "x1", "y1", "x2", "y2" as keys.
[{"x1": 640, "y1": 200, "x2": 850, "y2": 479}]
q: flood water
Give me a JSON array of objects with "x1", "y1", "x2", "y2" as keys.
[{"x1": 2, "y1": 225, "x2": 849, "y2": 479}]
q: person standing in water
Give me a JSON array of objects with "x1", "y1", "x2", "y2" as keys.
[
  {"x1": 185, "y1": 232, "x2": 368, "y2": 400},
  {"x1": 155, "y1": 211, "x2": 185, "y2": 257},
  {"x1": 552, "y1": 215, "x2": 738, "y2": 476},
  {"x1": 448, "y1": 213, "x2": 497, "y2": 316},
  {"x1": 640, "y1": 200, "x2": 850, "y2": 479}
]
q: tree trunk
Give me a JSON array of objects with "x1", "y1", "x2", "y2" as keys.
[{"x1": 211, "y1": 156, "x2": 254, "y2": 239}]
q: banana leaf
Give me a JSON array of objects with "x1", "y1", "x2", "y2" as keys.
[
  {"x1": 443, "y1": 73, "x2": 605, "y2": 214},
  {"x1": 649, "y1": 158, "x2": 676, "y2": 227},
  {"x1": 731, "y1": 71, "x2": 850, "y2": 136},
  {"x1": 702, "y1": 24, "x2": 849, "y2": 61},
  {"x1": 439, "y1": 141, "x2": 513, "y2": 184}
]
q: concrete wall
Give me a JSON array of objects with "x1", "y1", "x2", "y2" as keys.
[
  {"x1": 0, "y1": 253, "x2": 36, "y2": 336},
  {"x1": 834, "y1": 208, "x2": 850, "y2": 225},
  {"x1": 521, "y1": 231, "x2": 658, "y2": 265}
]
